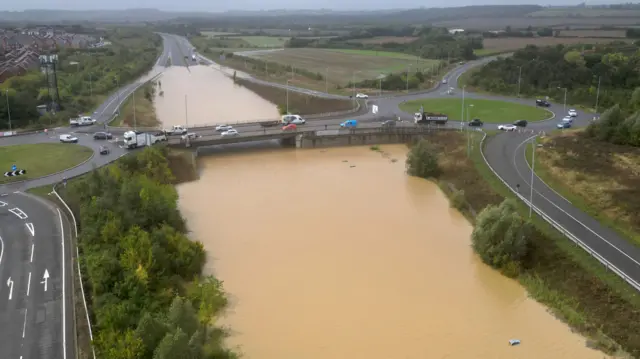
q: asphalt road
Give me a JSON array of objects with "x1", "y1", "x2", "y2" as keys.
[{"x1": 0, "y1": 192, "x2": 73, "y2": 359}]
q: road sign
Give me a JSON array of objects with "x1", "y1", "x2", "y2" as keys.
[
  {"x1": 4, "y1": 169, "x2": 26, "y2": 177},
  {"x1": 11, "y1": 165, "x2": 17, "y2": 172}
]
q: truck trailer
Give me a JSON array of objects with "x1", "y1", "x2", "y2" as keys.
[
  {"x1": 123, "y1": 131, "x2": 166, "y2": 149},
  {"x1": 414, "y1": 112, "x2": 448, "y2": 125}
]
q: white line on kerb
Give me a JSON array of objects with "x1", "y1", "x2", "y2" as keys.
[
  {"x1": 26, "y1": 272, "x2": 31, "y2": 297},
  {"x1": 0, "y1": 235, "x2": 3, "y2": 267},
  {"x1": 22, "y1": 308, "x2": 27, "y2": 338},
  {"x1": 57, "y1": 208, "x2": 67, "y2": 359}
]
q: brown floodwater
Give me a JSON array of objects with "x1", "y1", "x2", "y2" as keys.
[
  {"x1": 154, "y1": 65, "x2": 279, "y2": 127},
  {"x1": 177, "y1": 146, "x2": 610, "y2": 359}
]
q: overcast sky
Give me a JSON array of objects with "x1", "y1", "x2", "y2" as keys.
[{"x1": 1, "y1": 0, "x2": 632, "y2": 12}]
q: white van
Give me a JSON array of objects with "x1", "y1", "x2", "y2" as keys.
[{"x1": 281, "y1": 114, "x2": 306, "y2": 125}]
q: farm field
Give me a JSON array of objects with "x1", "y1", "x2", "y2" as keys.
[
  {"x1": 528, "y1": 8, "x2": 640, "y2": 17},
  {"x1": 202, "y1": 31, "x2": 239, "y2": 37},
  {"x1": 238, "y1": 36, "x2": 289, "y2": 47},
  {"x1": 348, "y1": 36, "x2": 419, "y2": 44},
  {"x1": 557, "y1": 29, "x2": 627, "y2": 38},
  {"x1": 251, "y1": 48, "x2": 439, "y2": 85},
  {"x1": 434, "y1": 17, "x2": 640, "y2": 31},
  {"x1": 481, "y1": 36, "x2": 633, "y2": 53}
]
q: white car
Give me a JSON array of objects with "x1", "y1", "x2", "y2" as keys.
[
  {"x1": 215, "y1": 124, "x2": 233, "y2": 132},
  {"x1": 355, "y1": 93, "x2": 368, "y2": 99},
  {"x1": 562, "y1": 116, "x2": 573, "y2": 123},
  {"x1": 282, "y1": 114, "x2": 306, "y2": 125},
  {"x1": 568, "y1": 109, "x2": 577, "y2": 117},
  {"x1": 59, "y1": 134, "x2": 79, "y2": 143},
  {"x1": 442, "y1": 79, "x2": 448, "y2": 84},
  {"x1": 181, "y1": 132, "x2": 198, "y2": 140},
  {"x1": 498, "y1": 124, "x2": 517, "y2": 131},
  {"x1": 221, "y1": 129, "x2": 239, "y2": 137}
]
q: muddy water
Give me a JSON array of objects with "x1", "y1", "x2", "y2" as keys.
[
  {"x1": 177, "y1": 146, "x2": 609, "y2": 359},
  {"x1": 154, "y1": 65, "x2": 279, "y2": 127}
]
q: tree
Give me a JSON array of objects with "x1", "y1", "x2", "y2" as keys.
[
  {"x1": 471, "y1": 199, "x2": 532, "y2": 274},
  {"x1": 167, "y1": 297, "x2": 199, "y2": 337},
  {"x1": 135, "y1": 313, "x2": 170, "y2": 357},
  {"x1": 153, "y1": 328, "x2": 189, "y2": 359},
  {"x1": 96, "y1": 329, "x2": 144, "y2": 359},
  {"x1": 406, "y1": 139, "x2": 441, "y2": 178}
]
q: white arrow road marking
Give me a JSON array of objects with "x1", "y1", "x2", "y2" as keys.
[
  {"x1": 9, "y1": 208, "x2": 27, "y2": 220},
  {"x1": 25, "y1": 223, "x2": 34, "y2": 237},
  {"x1": 6, "y1": 277, "x2": 13, "y2": 300},
  {"x1": 27, "y1": 272, "x2": 31, "y2": 297},
  {"x1": 41, "y1": 269, "x2": 49, "y2": 292}
]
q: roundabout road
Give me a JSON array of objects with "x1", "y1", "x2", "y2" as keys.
[{"x1": 2, "y1": 33, "x2": 639, "y2": 290}]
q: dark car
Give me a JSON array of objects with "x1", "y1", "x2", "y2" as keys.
[
  {"x1": 93, "y1": 132, "x2": 113, "y2": 140},
  {"x1": 381, "y1": 119, "x2": 397, "y2": 128},
  {"x1": 468, "y1": 118, "x2": 483, "y2": 127},
  {"x1": 99, "y1": 146, "x2": 110, "y2": 155},
  {"x1": 536, "y1": 99, "x2": 551, "y2": 107},
  {"x1": 514, "y1": 120, "x2": 528, "y2": 127}
]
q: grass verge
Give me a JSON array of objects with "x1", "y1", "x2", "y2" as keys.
[
  {"x1": 0, "y1": 143, "x2": 93, "y2": 184},
  {"x1": 110, "y1": 81, "x2": 160, "y2": 128},
  {"x1": 426, "y1": 130, "x2": 640, "y2": 357},
  {"x1": 233, "y1": 77, "x2": 356, "y2": 115},
  {"x1": 399, "y1": 98, "x2": 552, "y2": 123},
  {"x1": 524, "y1": 131, "x2": 640, "y2": 246}
]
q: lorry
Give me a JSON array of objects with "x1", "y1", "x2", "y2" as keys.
[
  {"x1": 70, "y1": 116, "x2": 96, "y2": 127},
  {"x1": 414, "y1": 112, "x2": 448, "y2": 125},
  {"x1": 163, "y1": 125, "x2": 188, "y2": 136},
  {"x1": 123, "y1": 131, "x2": 167, "y2": 149}
]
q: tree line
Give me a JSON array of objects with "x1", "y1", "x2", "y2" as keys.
[
  {"x1": 467, "y1": 42, "x2": 640, "y2": 114},
  {"x1": 60, "y1": 146, "x2": 236, "y2": 359},
  {"x1": 0, "y1": 28, "x2": 161, "y2": 130}
]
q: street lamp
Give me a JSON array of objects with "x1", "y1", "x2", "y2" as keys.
[
  {"x1": 595, "y1": 76, "x2": 601, "y2": 114},
  {"x1": 286, "y1": 79, "x2": 290, "y2": 114},
  {"x1": 5, "y1": 89, "x2": 11, "y2": 132},
  {"x1": 529, "y1": 136, "x2": 537, "y2": 218},
  {"x1": 406, "y1": 64, "x2": 412, "y2": 93},
  {"x1": 517, "y1": 66, "x2": 522, "y2": 97},
  {"x1": 352, "y1": 71, "x2": 360, "y2": 107},
  {"x1": 557, "y1": 86, "x2": 567, "y2": 115},
  {"x1": 467, "y1": 104, "x2": 474, "y2": 157},
  {"x1": 461, "y1": 85, "x2": 466, "y2": 126}
]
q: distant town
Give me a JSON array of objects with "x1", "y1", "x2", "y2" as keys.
[{"x1": 0, "y1": 27, "x2": 108, "y2": 82}]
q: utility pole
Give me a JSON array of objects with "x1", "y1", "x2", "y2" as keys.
[
  {"x1": 517, "y1": 66, "x2": 522, "y2": 97},
  {"x1": 406, "y1": 65, "x2": 411, "y2": 93},
  {"x1": 529, "y1": 136, "x2": 536, "y2": 218},
  {"x1": 184, "y1": 94, "x2": 189, "y2": 127},
  {"x1": 133, "y1": 88, "x2": 137, "y2": 130},
  {"x1": 286, "y1": 80, "x2": 290, "y2": 114},
  {"x1": 461, "y1": 86, "x2": 465, "y2": 128},
  {"x1": 595, "y1": 76, "x2": 601, "y2": 114},
  {"x1": 5, "y1": 89, "x2": 11, "y2": 131}
]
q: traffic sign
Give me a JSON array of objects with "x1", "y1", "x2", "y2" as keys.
[
  {"x1": 11, "y1": 165, "x2": 16, "y2": 172},
  {"x1": 4, "y1": 169, "x2": 26, "y2": 177}
]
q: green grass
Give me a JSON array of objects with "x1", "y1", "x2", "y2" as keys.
[
  {"x1": 238, "y1": 36, "x2": 289, "y2": 47},
  {"x1": 328, "y1": 48, "x2": 421, "y2": 60},
  {"x1": 201, "y1": 31, "x2": 239, "y2": 37},
  {"x1": 0, "y1": 143, "x2": 94, "y2": 184},
  {"x1": 399, "y1": 98, "x2": 552, "y2": 123}
]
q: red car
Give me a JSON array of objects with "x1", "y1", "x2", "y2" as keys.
[{"x1": 282, "y1": 124, "x2": 297, "y2": 131}]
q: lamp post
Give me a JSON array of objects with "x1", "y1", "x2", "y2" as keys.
[
  {"x1": 467, "y1": 104, "x2": 474, "y2": 157},
  {"x1": 461, "y1": 85, "x2": 466, "y2": 127},
  {"x1": 529, "y1": 136, "x2": 536, "y2": 218},
  {"x1": 517, "y1": 66, "x2": 522, "y2": 97},
  {"x1": 132, "y1": 88, "x2": 137, "y2": 130},
  {"x1": 5, "y1": 89, "x2": 11, "y2": 132},
  {"x1": 325, "y1": 67, "x2": 328, "y2": 94},
  {"x1": 406, "y1": 64, "x2": 411, "y2": 93},
  {"x1": 286, "y1": 79, "x2": 290, "y2": 114},
  {"x1": 557, "y1": 86, "x2": 567, "y2": 115},
  {"x1": 595, "y1": 76, "x2": 601, "y2": 114},
  {"x1": 352, "y1": 71, "x2": 360, "y2": 107}
]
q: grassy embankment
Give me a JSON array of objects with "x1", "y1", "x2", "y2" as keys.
[
  {"x1": 109, "y1": 81, "x2": 161, "y2": 128},
  {"x1": 525, "y1": 131, "x2": 640, "y2": 246},
  {"x1": 0, "y1": 143, "x2": 94, "y2": 184},
  {"x1": 422, "y1": 130, "x2": 640, "y2": 357},
  {"x1": 399, "y1": 98, "x2": 552, "y2": 123}
]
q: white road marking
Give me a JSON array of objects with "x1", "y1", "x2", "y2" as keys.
[
  {"x1": 57, "y1": 208, "x2": 67, "y2": 359},
  {"x1": 0, "y1": 235, "x2": 3, "y2": 266},
  {"x1": 9, "y1": 208, "x2": 28, "y2": 220},
  {"x1": 0, "y1": 200, "x2": 6, "y2": 206},
  {"x1": 25, "y1": 223, "x2": 34, "y2": 236},
  {"x1": 22, "y1": 308, "x2": 27, "y2": 338},
  {"x1": 512, "y1": 136, "x2": 640, "y2": 268},
  {"x1": 41, "y1": 269, "x2": 49, "y2": 292},
  {"x1": 6, "y1": 277, "x2": 12, "y2": 300},
  {"x1": 27, "y1": 272, "x2": 31, "y2": 296},
  {"x1": 30, "y1": 243, "x2": 34, "y2": 263}
]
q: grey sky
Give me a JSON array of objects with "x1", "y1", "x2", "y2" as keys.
[{"x1": 2, "y1": 0, "x2": 632, "y2": 12}]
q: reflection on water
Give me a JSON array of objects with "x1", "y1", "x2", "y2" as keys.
[
  {"x1": 177, "y1": 146, "x2": 609, "y2": 359},
  {"x1": 154, "y1": 65, "x2": 279, "y2": 128}
]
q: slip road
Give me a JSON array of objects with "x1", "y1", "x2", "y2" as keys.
[{"x1": 0, "y1": 192, "x2": 72, "y2": 359}]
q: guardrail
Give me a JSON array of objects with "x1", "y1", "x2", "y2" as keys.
[{"x1": 478, "y1": 131, "x2": 640, "y2": 292}]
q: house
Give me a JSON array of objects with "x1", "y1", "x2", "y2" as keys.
[
  {"x1": 0, "y1": 48, "x2": 40, "y2": 83},
  {"x1": 448, "y1": 28, "x2": 465, "y2": 35}
]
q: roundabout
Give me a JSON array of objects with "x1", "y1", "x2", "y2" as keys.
[
  {"x1": 398, "y1": 98, "x2": 552, "y2": 123},
  {"x1": 0, "y1": 143, "x2": 94, "y2": 184}
]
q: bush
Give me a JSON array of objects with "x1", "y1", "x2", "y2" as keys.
[
  {"x1": 450, "y1": 189, "x2": 466, "y2": 210},
  {"x1": 471, "y1": 199, "x2": 532, "y2": 275},
  {"x1": 406, "y1": 139, "x2": 441, "y2": 178}
]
